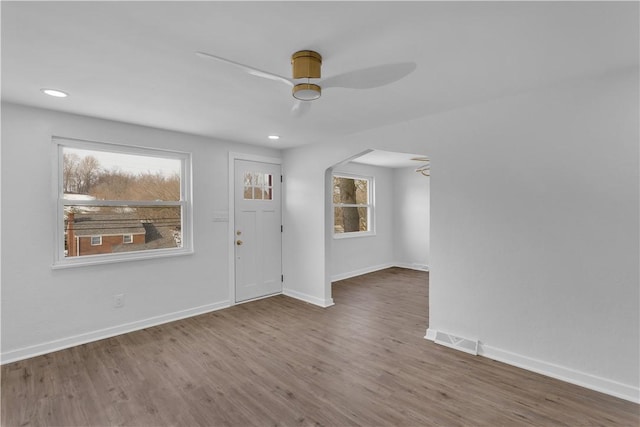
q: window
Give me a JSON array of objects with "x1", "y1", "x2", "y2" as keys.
[
  {"x1": 53, "y1": 137, "x2": 192, "y2": 268},
  {"x1": 243, "y1": 172, "x2": 273, "y2": 200},
  {"x1": 333, "y1": 174, "x2": 374, "y2": 237}
]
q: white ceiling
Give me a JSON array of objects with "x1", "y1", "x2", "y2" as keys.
[{"x1": 2, "y1": 2, "x2": 637, "y2": 149}]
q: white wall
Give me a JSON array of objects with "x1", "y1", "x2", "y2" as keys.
[
  {"x1": 282, "y1": 68, "x2": 639, "y2": 401},
  {"x1": 330, "y1": 162, "x2": 394, "y2": 281},
  {"x1": 393, "y1": 166, "x2": 430, "y2": 270},
  {"x1": 0, "y1": 102, "x2": 279, "y2": 362}
]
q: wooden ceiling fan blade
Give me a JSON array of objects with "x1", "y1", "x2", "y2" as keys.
[
  {"x1": 196, "y1": 51, "x2": 293, "y2": 87},
  {"x1": 322, "y1": 62, "x2": 416, "y2": 90}
]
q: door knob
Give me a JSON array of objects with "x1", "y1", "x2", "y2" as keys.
[{"x1": 236, "y1": 240, "x2": 243, "y2": 246}]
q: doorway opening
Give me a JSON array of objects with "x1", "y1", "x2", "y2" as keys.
[{"x1": 324, "y1": 149, "x2": 430, "y2": 304}]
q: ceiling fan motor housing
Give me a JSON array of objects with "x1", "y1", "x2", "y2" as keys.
[
  {"x1": 291, "y1": 50, "x2": 322, "y2": 100},
  {"x1": 291, "y1": 50, "x2": 322, "y2": 79}
]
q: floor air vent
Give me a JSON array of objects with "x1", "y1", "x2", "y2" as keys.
[{"x1": 434, "y1": 331, "x2": 478, "y2": 355}]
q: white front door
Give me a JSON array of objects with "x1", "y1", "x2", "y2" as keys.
[{"x1": 234, "y1": 159, "x2": 282, "y2": 303}]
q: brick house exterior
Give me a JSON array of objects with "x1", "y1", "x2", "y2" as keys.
[{"x1": 66, "y1": 212, "x2": 146, "y2": 257}]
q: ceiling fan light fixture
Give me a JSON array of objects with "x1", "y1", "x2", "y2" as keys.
[{"x1": 292, "y1": 83, "x2": 321, "y2": 101}]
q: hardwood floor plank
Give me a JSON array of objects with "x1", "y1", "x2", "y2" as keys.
[{"x1": 2, "y1": 268, "x2": 638, "y2": 426}]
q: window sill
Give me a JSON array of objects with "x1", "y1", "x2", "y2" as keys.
[
  {"x1": 333, "y1": 231, "x2": 376, "y2": 240},
  {"x1": 51, "y1": 248, "x2": 194, "y2": 270}
]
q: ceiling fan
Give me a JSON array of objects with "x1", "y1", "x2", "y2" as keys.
[
  {"x1": 412, "y1": 156, "x2": 430, "y2": 177},
  {"x1": 196, "y1": 50, "x2": 416, "y2": 116}
]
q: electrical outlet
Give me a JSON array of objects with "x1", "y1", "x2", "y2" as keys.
[{"x1": 113, "y1": 294, "x2": 125, "y2": 308}]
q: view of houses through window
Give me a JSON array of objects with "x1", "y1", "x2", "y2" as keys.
[
  {"x1": 333, "y1": 174, "x2": 372, "y2": 234},
  {"x1": 57, "y1": 140, "x2": 189, "y2": 264}
]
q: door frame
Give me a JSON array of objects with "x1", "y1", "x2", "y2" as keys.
[{"x1": 228, "y1": 152, "x2": 283, "y2": 305}]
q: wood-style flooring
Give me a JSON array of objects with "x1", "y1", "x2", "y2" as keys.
[{"x1": 2, "y1": 268, "x2": 638, "y2": 426}]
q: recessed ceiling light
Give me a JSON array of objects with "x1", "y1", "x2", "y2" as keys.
[
  {"x1": 268, "y1": 135, "x2": 280, "y2": 140},
  {"x1": 41, "y1": 89, "x2": 68, "y2": 98}
]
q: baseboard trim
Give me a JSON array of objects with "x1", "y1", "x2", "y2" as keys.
[
  {"x1": 424, "y1": 327, "x2": 437, "y2": 341},
  {"x1": 1, "y1": 300, "x2": 230, "y2": 365},
  {"x1": 424, "y1": 328, "x2": 639, "y2": 403},
  {"x1": 479, "y1": 343, "x2": 639, "y2": 404},
  {"x1": 332, "y1": 262, "x2": 428, "y2": 282},
  {"x1": 331, "y1": 263, "x2": 395, "y2": 282},
  {"x1": 282, "y1": 288, "x2": 334, "y2": 308},
  {"x1": 394, "y1": 262, "x2": 430, "y2": 272}
]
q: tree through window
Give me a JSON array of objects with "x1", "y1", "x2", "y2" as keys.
[{"x1": 333, "y1": 174, "x2": 373, "y2": 235}]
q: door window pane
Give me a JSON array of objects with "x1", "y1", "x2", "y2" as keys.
[{"x1": 243, "y1": 172, "x2": 273, "y2": 200}]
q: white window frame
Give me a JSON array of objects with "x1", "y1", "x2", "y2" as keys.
[
  {"x1": 332, "y1": 173, "x2": 375, "y2": 239},
  {"x1": 123, "y1": 234, "x2": 133, "y2": 244},
  {"x1": 90, "y1": 236, "x2": 103, "y2": 246},
  {"x1": 52, "y1": 136, "x2": 193, "y2": 269}
]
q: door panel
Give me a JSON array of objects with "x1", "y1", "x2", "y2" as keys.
[{"x1": 234, "y1": 160, "x2": 282, "y2": 302}]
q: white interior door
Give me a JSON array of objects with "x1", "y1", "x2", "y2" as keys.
[{"x1": 234, "y1": 159, "x2": 282, "y2": 303}]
